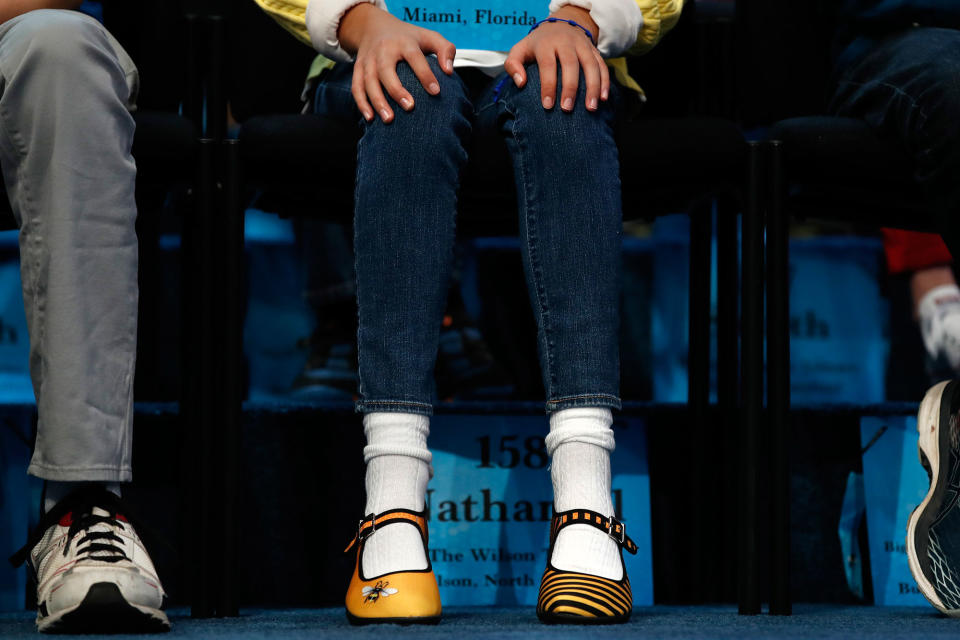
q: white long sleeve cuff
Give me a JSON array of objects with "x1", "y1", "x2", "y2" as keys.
[
  {"x1": 547, "y1": 0, "x2": 643, "y2": 57},
  {"x1": 305, "y1": 0, "x2": 388, "y2": 61}
]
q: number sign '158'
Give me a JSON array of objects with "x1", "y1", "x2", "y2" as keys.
[{"x1": 389, "y1": 0, "x2": 546, "y2": 51}]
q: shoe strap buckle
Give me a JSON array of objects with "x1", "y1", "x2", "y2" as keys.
[
  {"x1": 358, "y1": 514, "x2": 377, "y2": 542},
  {"x1": 607, "y1": 515, "x2": 625, "y2": 545}
]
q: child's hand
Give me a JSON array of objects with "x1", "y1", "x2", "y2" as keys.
[
  {"x1": 339, "y1": 3, "x2": 456, "y2": 123},
  {"x1": 504, "y1": 6, "x2": 608, "y2": 112}
]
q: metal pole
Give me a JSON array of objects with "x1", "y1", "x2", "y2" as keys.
[
  {"x1": 716, "y1": 196, "x2": 739, "y2": 411},
  {"x1": 767, "y1": 141, "x2": 791, "y2": 615},
  {"x1": 738, "y1": 141, "x2": 764, "y2": 615},
  {"x1": 688, "y1": 200, "x2": 712, "y2": 602},
  {"x1": 215, "y1": 139, "x2": 244, "y2": 617},
  {"x1": 716, "y1": 194, "x2": 740, "y2": 598},
  {"x1": 188, "y1": 138, "x2": 216, "y2": 618}
]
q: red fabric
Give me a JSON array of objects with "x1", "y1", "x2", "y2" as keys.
[{"x1": 882, "y1": 228, "x2": 953, "y2": 274}]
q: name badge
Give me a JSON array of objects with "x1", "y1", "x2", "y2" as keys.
[{"x1": 389, "y1": 0, "x2": 546, "y2": 51}]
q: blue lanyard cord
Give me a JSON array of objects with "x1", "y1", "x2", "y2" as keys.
[
  {"x1": 492, "y1": 75, "x2": 510, "y2": 103},
  {"x1": 528, "y1": 17, "x2": 596, "y2": 46}
]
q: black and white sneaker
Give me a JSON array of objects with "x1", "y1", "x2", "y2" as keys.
[
  {"x1": 908, "y1": 380, "x2": 960, "y2": 615},
  {"x1": 9, "y1": 487, "x2": 170, "y2": 633}
]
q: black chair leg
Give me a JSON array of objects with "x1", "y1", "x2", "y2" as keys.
[
  {"x1": 767, "y1": 141, "x2": 791, "y2": 615},
  {"x1": 717, "y1": 196, "x2": 739, "y2": 411},
  {"x1": 688, "y1": 199, "x2": 712, "y2": 602},
  {"x1": 739, "y1": 141, "x2": 764, "y2": 615},
  {"x1": 215, "y1": 139, "x2": 243, "y2": 617},
  {"x1": 207, "y1": 16, "x2": 227, "y2": 142},
  {"x1": 689, "y1": 200, "x2": 713, "y2": 409},
  {"x1": 717, "y1": 195, "x2": 740, "y2": 598},
  {"x1": 186, "y1": 138, "x2": 216, "y2": 619}
]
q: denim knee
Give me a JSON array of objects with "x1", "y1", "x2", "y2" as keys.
[
  {"x1": 369, "y1": 59, "x2": 470, "y2": 131},
  {"x1": 911, "y1": 48, "x2": 960, "y2": 135},
  {"x1": 359, "y1": 59, "x2": 472, "y2": 173},
  {"x1": 496, "y1": 64, "x2": 619, "y2": 154}
]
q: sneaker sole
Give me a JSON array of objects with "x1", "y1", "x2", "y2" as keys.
[
  {"x1": 38, "y1": 582, "x2": 170, "y2": 634},
  {"x1": 907, "y1": 380, "x2": 958, "y2": 616}
]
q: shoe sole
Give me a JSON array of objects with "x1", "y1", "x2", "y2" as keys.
[
  {"x1": 346, "y1": 611, "x2": 440, "y2": 626},
  {"x1": 907, "y1": 380, "x2": 958, "y2": 616},
  {"x1": 537, "y1": 610, "x2": 631, "y2": 625},
  {"x1": 38, "y1": 582, "x2": 170, "y2": 634}
]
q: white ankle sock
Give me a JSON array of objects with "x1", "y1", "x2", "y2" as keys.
[
  {"x1": 44, "y1": 481, "x2": 121, "y2": 515},
  {"x1": 547, "y1": 407, "x2": 622, "y2": 580},
  {"x1": 919, "y1": 285, "x2": 960, "y2": 372},
  {"x1": 361, "y1": 412, "x2": 432, "y2": 577}
]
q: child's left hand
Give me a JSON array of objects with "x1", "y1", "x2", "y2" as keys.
[{"x1": 504, "y1": 6, "x2": 609, "y2": 113}]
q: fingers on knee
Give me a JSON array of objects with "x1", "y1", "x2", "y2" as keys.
[
  {"x1": 394, "y1": 57, "x2": 455, "y2": 98},
  {"x1": 512, "y1": 64, "x2": 588, "y2": 107}
]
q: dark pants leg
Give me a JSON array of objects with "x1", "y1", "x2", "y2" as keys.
[{"x1": 831, "y1": 27, "x2": 960, "y2": 256}]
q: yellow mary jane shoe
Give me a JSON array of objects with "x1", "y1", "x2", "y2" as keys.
[
  {"x1": 344, "y1": 508, "x2": 442, "y2": 625},
  {"x1": 536, "y1": 507, "x2": 639, "y2": 624}
]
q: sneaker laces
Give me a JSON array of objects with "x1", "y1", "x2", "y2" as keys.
[{"x1": 9, "y1": 487, "x2": 132, "y2": 570}]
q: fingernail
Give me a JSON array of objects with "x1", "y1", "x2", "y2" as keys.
[
  {"x1": 401, "y1": 97, "x2": 413, "y2": 109},
  {"x1": 381, "y1": 108, "x2": 391, "y2": 121},
  {"x1": 588, "y1": 97, "x2": 598, "y2": 110},
  {"x1": 601, "y1": 90, "x2": 609, "y2": 101},
  {"x1": 562, "y1": 98, "x2": 574, "y2": 111},
  {"x1": 513, "y1": 73, "x2": 523, "y2": 86},
  {"x1": 543, "y1": 96, "x2": 553, "y2": 109},
  {"x1": 364, "y1": 110, "x2": 373, "y2": 121},
  {"x1": 429, "y1": 82, "x2": 440, "y2": 94}
]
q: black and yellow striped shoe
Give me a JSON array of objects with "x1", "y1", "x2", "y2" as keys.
[{"x1": 536, "y1": 507, "x2": 639, "y2": 624}]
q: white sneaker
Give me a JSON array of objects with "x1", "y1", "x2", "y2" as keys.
[{"x1": 10, "y1": 487, "x2": 170, "y2": 633}]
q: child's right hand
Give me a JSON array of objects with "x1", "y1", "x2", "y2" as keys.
[{"x1": 338, "y1": 3, "x2": 456, "y2": 123}]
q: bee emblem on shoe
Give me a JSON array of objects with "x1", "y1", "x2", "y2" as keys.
[{"x1": 361, "y1": 581, "x2": 398, "y2": 603}]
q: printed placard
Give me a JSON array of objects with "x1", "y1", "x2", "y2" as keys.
[
  {"x1": 426, "y1": 414, "x2": 653, "y2": 606},
  {"x1": 860, "y1": 415, "x2": 930, "y2": 606},
  {"x1": 389, "y1": 0, "x2": 546, "y2": 51}
]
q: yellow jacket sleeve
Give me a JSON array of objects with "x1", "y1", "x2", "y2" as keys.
[
  {"x1": 252, "y1": 0, "x2": 313, "y2": 47},
  {"x1": 630, "y1": 0, "x2": 685, "y2": 55}
]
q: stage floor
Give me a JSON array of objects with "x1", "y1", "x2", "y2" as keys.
[{"x1": 0, "y1": 605, "x2": 956, "y2": 638}]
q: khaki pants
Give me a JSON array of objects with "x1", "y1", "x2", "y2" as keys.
[{"x1": 0, "y1": 10, "x2": 139, "y2": 482}]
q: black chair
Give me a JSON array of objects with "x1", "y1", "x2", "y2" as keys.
[
  {"x1": 207, "y1": 0, "x2": 758, "y2": 613},
  {"x1": 735, "y1": 0, "x2": 943, "y2": 616}
]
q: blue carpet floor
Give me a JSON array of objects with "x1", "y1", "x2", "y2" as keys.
[{"x1": 0, "y1": 605, "x2": 958, "y2": 639}]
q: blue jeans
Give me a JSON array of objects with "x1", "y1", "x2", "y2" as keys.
[
  {"x1": 314, "y1": 59, "x2": 623, "y2": 415},
  {"x1": 830, "y1": 27, "x2": 960, "y2": 255}
]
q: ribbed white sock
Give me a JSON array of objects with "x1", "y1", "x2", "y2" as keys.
[
  {"x1": 361, "y1": 412, "x2": 432, "y2": 577},
  {"x1": 919, "y1": 284, "x2": 960, "y2": 372},
  {"x1": 547, "y1": 407, "x2": 622, "y2": 580},
  {"x1": 44, "y1": 481, "x2": 121, "y2": 515}
]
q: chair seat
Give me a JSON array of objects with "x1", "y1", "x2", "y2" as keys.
[
  {"x1": 240, "y1": 113, "x2": 748, "y2": 226},
  {"x1": 239, "y1": 114, "x2": 358, "y2": 224},
  {"x1": 770, "y1": 116, "x2": 933, "y2": 229},
  {"x1": 0, "y1": 110, "x2": 195, "y2": 231},
  {"x1": 131, "y1": 111, "x2": 198, "y2": 182},
  {"x1": 619, "y1": 116, "x2": 747, "y2": 216},
  {"x1": 770, "y1": 116, "x2": 914, "y2": 185},
  {"x1": 239, "y1": 112, "x2": 519, "y2": 230}
]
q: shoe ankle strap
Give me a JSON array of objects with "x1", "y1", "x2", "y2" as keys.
[
  {"x1": 344, "y1": 508, "x2": 428, "y2": 553},
  {"x1": 551, "y1": 508, "x2": 639, "y2": 555}
]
